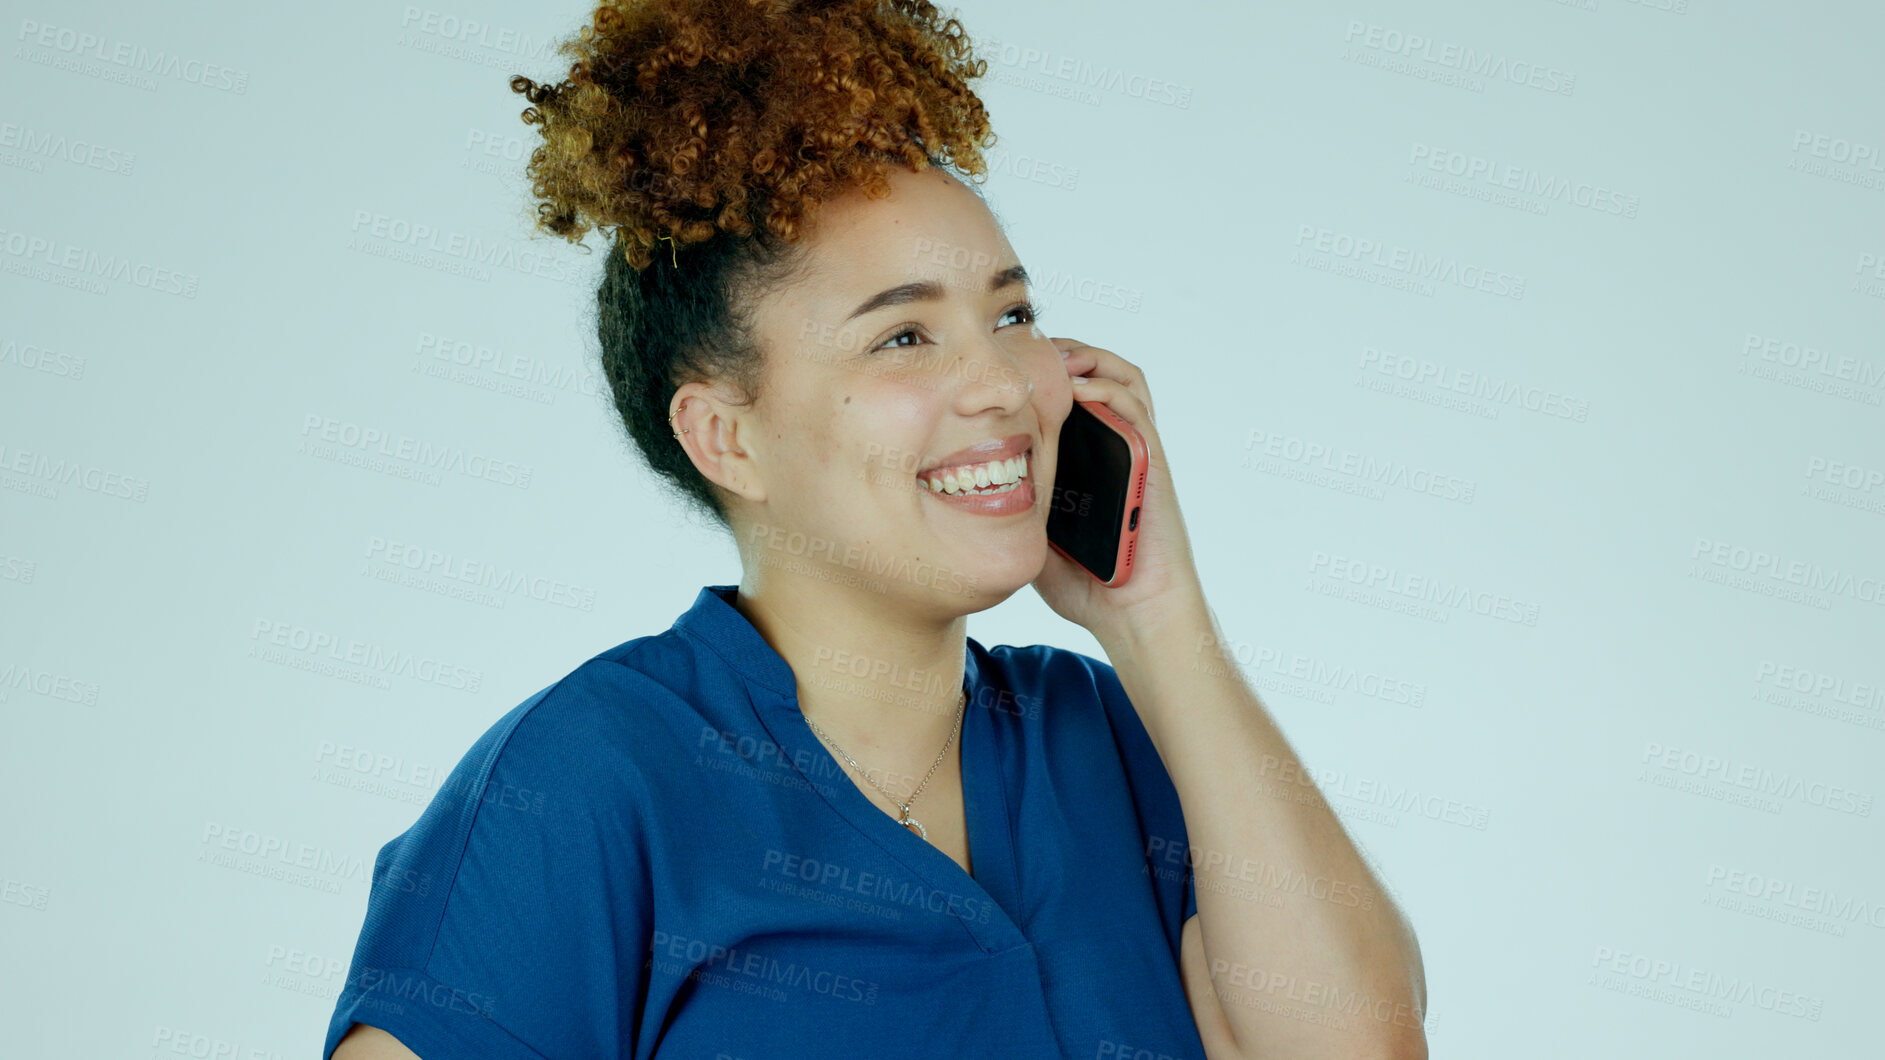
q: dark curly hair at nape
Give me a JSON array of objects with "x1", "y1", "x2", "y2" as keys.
[{"x1": 507, "y1": 0, "x2": 999, "y2": 530}]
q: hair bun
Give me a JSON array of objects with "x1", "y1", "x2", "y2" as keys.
[{"x1": 509, "y1": 0, "x2": 996, "y2": 271}]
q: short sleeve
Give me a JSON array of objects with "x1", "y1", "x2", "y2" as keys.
[
  {"x1": 1085, "y1": 653, "x2": 1199, "y2": 951},
  {"x1": 323, "y1": 683, "x2": 654, "y2": 1059}
]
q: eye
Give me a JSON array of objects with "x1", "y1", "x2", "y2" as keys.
[
  {"x1": 873, "y1": 301, "x2": 1043, "y2": 352},
  {"x1": 1003, "y1": 301, "x2": 1041, "y2": 328}
]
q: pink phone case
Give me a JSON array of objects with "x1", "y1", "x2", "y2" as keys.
[{"x1": 1047, "y1": 399, "x2": 1149, "y2": 587}]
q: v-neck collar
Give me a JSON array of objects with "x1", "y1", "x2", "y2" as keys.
[{"x1": 674, "y1": 584, "x2": 1027, "y2": 953}]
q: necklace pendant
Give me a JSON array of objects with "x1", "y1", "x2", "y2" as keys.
[{"x1": 900, "y1": 813, "x2": 927, "y2": 839}]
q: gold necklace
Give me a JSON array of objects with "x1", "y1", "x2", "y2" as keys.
[{"x1": 804, "y1": 689, "x2": 967, "y2": 840}]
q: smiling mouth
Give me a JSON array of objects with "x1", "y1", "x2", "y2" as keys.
[{"x1": 918, "y1": 448, "x2": 1031, "y2": 497}]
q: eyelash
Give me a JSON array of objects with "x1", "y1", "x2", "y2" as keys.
[{"x1": 875, "y1": 301, "x2": 1042, "y2": 351}]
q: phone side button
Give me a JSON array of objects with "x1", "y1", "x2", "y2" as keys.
[{"x1": 1128, "y1": 507, "x2": 1140, "y2": 531}]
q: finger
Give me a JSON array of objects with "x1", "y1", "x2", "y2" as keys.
[
  {"x1": 1080, "y1": 346, "x2": 1150, "y2": 407},
  {"x1": 1068, "y1": 374, "x2": 1158, "y2": 438},
  {"x1": 1055, "y1": 339, "x2": 1138, "y2": 384},
  {"x1": 1058, "y1": 340, "x2": 1154, "y2": 421},
  {"x1": 1051, "y1": 337, "x2": 1100, "y2": 375}
]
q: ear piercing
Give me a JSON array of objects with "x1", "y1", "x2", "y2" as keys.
[{"x1": 669, "y1": 400, "x2": 691, "y2": 441}]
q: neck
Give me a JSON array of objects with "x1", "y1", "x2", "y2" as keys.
[{"x1": 731, "y1": 572, "x2": 969, "y2": 766}]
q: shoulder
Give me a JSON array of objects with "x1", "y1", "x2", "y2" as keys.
[
  {"x1": 977, "y1": 638, "x2": 1175, "y2": 790},
  {"x1": 445, "y1": 626, "x2": 720, "y2": 822},
  {"x1": 974, "y1": 639, "x2": 1132, "y2": 727},
  {"x1": 971, "y1": 640, "x2": 1162, "y2": 774}
]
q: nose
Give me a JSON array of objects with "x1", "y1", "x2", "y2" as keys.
[{"x1": 945, "y1": 335, "x2": 1035, "y2": 418}]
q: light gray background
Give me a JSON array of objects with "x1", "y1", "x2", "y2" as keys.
[{"x1": 3, "y1": 0, "x2": 1882, "y2": 1056}]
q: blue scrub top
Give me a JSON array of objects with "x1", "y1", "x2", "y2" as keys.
[{"x1": 324, "y1": 585, "x2": 1203, "y2": 1059}]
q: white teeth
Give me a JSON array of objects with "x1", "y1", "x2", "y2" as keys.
[{"x1": 921, "y1": 451, "x2": 1030, "y2": 496}]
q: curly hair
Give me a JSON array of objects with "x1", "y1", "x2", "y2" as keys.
[{"x1": 508, "y1": 0, "x2": 998, "y2": 529}]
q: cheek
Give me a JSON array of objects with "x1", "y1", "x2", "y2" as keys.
[
  {"x1": 1032, "y1": 360, "x2": 1074, "y2": 425},
  {"x1": 874, "y1": 382, "x2": 940, "y2": 424},
  {"x1": 841, "y1": 380, "x2": 945, "y2": 479}
]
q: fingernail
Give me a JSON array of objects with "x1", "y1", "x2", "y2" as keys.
[
  {"x1": 1060, "y1": 346, "x2": 1071, "y2": 358},
  {"x1": 1071, "y1": 376, "x2": 1088, "y2": 384}
]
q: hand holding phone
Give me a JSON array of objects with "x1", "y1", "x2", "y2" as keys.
[{"x1": 1045, "y1": 400, "x2": 1149, "y2": 586}]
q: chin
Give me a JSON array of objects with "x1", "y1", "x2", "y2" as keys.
[{"x1": 932, "y1": 534, "x2": 1049, "y2": 612}]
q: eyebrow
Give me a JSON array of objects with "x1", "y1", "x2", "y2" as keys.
[{"x1": 843, "y1": 263, "x2": 1031, "y2": 322}]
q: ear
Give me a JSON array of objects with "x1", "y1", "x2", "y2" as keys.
[{"x1": 670, "y1": 381, "x2": 767, "y2": 505}]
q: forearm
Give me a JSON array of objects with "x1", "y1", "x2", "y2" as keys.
[{"x1": 1099, "y1": 590, "x2": 1428, "y2": 1058}]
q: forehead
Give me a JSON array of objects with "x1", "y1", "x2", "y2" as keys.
[{"x1": 792, "y1": 167, "x2": 1014, "y2": 304}]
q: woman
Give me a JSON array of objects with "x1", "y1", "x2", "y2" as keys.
[{"x1": 326, "y1": 1, "x2": 1428, "y2": 1057}]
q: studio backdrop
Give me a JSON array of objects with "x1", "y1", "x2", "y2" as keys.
[{"x1": 2, "y1": 0, "x2": 1881, "y2": 1056}]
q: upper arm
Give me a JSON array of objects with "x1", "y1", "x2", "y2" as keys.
[
  {"x1": 323, "y1": 689, "x2": 656, "y2": 1059},
  {"x1": 332, "y1": 1023, "x2": 422, "y2": 1060},
  {"x1": 1179, "y1": 913, "x2": 1244, "y2": 1060}
]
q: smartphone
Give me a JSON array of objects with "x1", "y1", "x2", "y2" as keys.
[{"x1": 1046, "y1": 400, "x2": 1149, "y2": 586}]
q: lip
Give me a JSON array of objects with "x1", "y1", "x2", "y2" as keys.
[{"x1": 917, "y1": 433, "x2": 1035, "y2": 476}]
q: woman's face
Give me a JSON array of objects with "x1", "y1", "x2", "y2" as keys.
[{"x1": 732, "y1": 165, "x2": 1073, "y2": 611}]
